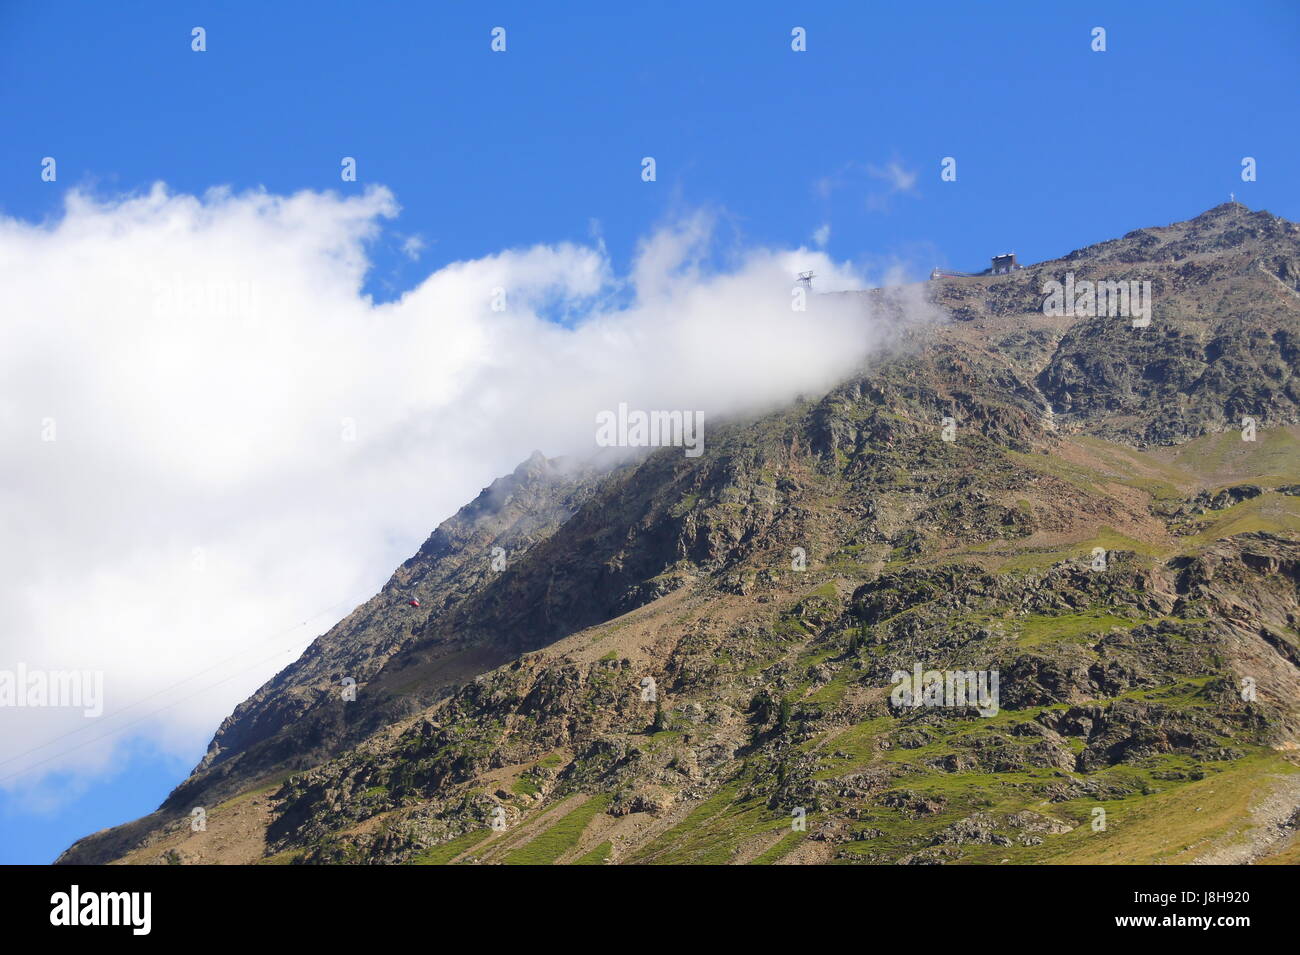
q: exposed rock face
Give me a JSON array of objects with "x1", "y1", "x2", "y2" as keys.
[
  {"x1": 58, "y1": 204, "x2": 1300, "y2": 866},
  {"x1": 1032, "y1": 206, "x2": 1300, "y2": 445}
]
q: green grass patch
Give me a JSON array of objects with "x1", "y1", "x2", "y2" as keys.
[
  {"x1": 571, "y1": 840, "x2": 613, "y2": 865},
  {"x1": 409, "y1": 828, "x2": 491, "y2": 865},
  {"x1": 750, "y1": 830, "x2": 805, "y2": 865},
  {"x1": 512, "y1": 776, "x2": 541, "y2": 797},
  {"x1": 1016, "y1": 610, "x2": 1141, "y2": 647},
  {"x1": 1182, "y1": 493, "x2": 1300, "y2": 549},
  {"x1": 502, "y1": 793, "x2": 611, "y2": 865}
]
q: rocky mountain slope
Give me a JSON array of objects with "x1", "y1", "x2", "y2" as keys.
[{"x1": 59, "y1": 202, "x2": 1300, "y2": 865}]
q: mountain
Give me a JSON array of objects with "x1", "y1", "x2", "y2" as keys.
[{"x1": 59, "y1": 203, "x2": 1300, "y2": 865}]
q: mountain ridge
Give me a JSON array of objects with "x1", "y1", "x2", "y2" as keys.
[{"x1": 58, "y1": 203, "x2": 1300, "y2": 865}]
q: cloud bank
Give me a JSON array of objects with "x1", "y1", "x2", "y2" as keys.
[{"x1": 0, "y1": 184, "x2": 937, "y2": 800}]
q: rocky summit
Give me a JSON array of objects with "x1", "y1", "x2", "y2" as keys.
[{"x1": 59, "y1": 203, "x2": 1300, "y2": 865}]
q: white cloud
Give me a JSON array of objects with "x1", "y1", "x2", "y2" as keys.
[
  {"x1": 812, "y1": 223, "x2": 831, "y2": 249},
  {"x1": 868, "y1": 160, "x2": 919, "y2": 195},
  {"x1": 813, "y1": 158, "x2": 919, "y2": 212},
  {"x1": 400, "y1": 234, "x2": 426, "y2": 260},
  {"x1": 0, "y1": 183, "x2": 940, "y2": 802}
]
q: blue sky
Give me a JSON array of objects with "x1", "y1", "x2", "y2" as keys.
[
  {"x1": 1, "y1": 1, "x2": 1297, "y2": 864},
  {"x1": 5, "y1": 2, "x2": 1298, "y2": 291}
]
